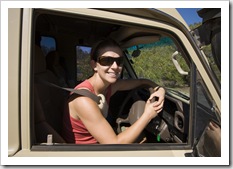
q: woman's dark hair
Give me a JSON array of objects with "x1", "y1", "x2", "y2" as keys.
[{"x1": 90, "y1": 38, "x2": 122, "y2": 61}]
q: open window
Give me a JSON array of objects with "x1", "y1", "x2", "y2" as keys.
[{"x1": 29, "y1": 8, "x2": 220, "y2": 156}]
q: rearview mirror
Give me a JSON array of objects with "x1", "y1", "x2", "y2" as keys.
[{"x1": 132, "y1": 46, "x2": 141, "y2": 57}]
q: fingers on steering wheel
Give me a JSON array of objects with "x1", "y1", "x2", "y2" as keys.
[
  {"x1": 152, "y1": 97, "x2": 164, "y2": 107},
  {"x1": 154, "y1": 103, "x2": 163, "y2": 112},
  {"x1": 156, "y1": 107, "x2": 163, "y2": 113}
]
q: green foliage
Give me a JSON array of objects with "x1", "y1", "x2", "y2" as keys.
[
  {"x1": 76, "y1": 46, "x2": 93, "y2": 81},
  {"x1": 130, "y1": 44, "x2": 190, "y2": 87},
  {"x1": 202, "y1": 45, "x2": 221, "y2": 82},
  {"x1": 189, "y1": 22, "x2": 202, "y2": 30}
]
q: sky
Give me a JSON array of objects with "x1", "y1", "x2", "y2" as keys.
[{"x1": 177, "y1": 8, "x2": 203, "y2": 25}]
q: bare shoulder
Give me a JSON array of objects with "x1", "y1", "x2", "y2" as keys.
[{"x1": 69, "y1": 95, "x2": 102, "y2": 120}]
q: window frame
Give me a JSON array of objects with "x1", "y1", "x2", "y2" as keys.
[{"x1": 15, "y1": 7, "x2": 220, "y2": 156}]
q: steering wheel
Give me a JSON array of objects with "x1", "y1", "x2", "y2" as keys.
[
  {"x1": 116, "y1": 86, "x2": 168, "y2": 143},
  {"x1": 116, "y1": 86, "x2": 150, "y2": 119}
]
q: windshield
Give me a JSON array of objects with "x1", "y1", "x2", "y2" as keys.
[{"x1": 126, "y1": 37, "x2": 190, "y2": 98}]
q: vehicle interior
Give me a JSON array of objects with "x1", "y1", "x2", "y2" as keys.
[{"x1": 31, "y1": 8, "x2": 209, "y2": 150}]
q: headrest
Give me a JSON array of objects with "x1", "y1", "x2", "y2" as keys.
[
  {"x1": 34, "y1": 45, "x2": 46, "y2": 74},
  {"x1": 46, "y1": 51, "x2": 60, "y2": 68}
]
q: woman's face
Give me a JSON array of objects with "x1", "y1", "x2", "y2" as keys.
[{"x1": 94, "y1": 46, "x2": 123, "y2": 84}]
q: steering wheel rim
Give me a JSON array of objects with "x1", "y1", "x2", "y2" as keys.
[
  {"x1": 116, "y1": 86, "x2": 169, "y2": 143},
  {"x1": 117, "y1": 86, "x2": 151, "y2": 119}
]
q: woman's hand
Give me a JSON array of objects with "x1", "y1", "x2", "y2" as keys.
[
  {"x1": 143, "y1": 87, "x2": 165, "y2": 120},
  {"x1": 143, "y1": 99, "x2": 159, "y2": 120},
  {"x1": 148, "y1": 87, "x2": 165, "y2": 113}
]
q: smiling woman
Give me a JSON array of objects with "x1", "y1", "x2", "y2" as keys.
[{"x1": 62, "y1": 38, "x2": 165, "y2": 144}]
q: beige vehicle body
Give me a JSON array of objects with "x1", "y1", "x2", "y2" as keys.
[{"x1": 5, "y1": 7, "x2": 224, "y2": 164}]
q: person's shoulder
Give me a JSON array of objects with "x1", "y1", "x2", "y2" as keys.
[
  {"x1": 70, "y1": 94, "x2": 99, "y2": 111},
  {"x1": 75, "y1": 80, "x2": 95, "y2": 93}
]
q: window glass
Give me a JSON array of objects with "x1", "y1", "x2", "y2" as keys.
[
  {"x1": 126, "y1": 37, "x2": 190, "y2": 97},
  {"x1": 196, "y1": 80, "x2": 220, "y2": 122},
  {"x1": 76, "y1": 46, "x2": 93, "y2": 82},
  {"x1": 202, "y1": 45, "x2": 221, "y2": 84},
  {"x1": 121, "y1": 67, "x2": 132, "y2": 79},
  {"x1": 40, "y1": 36, "x2": 56, "y2": 56},
  {"x1": 196, "y1": 121, "x2": 221, "y2": 157},
  {"x1": 197, "y1": 82, "x2": 212, "y2": 110},
  {"x1": 189, "y1": 11, "x2": 221, "y2": 89}
]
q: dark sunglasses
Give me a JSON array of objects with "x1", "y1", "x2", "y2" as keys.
[{"x1": 98, "y1": 56, "x2": 124, "y2": 66}]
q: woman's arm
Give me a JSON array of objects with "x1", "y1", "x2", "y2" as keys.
[
  {"x1": 112, "y1": 79, "x2": 165, "y2": 113},
  {"x1": 112, "y1": 79, "x2": 158, "y2": 93},
  {"x1": 71, "y1": 96, "x2": 159, "y2": 144}
]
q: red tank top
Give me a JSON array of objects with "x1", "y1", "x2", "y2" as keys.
[{"x1": 62, "y1": 80, "x2": 111, "y2": 144}]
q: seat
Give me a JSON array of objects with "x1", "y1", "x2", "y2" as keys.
[
  {"x1": 34, "y1": 86, "x2": 65, "y2": 143},
  {"x1": 33, "y1": 45, "x2": 66, "y2": 143},
  {"x1": 116, "y1": 100, "x2": 147, "y2": 143},
  {"x1": 46, "y1": 51, "x2": 69, "y2": 87}
]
